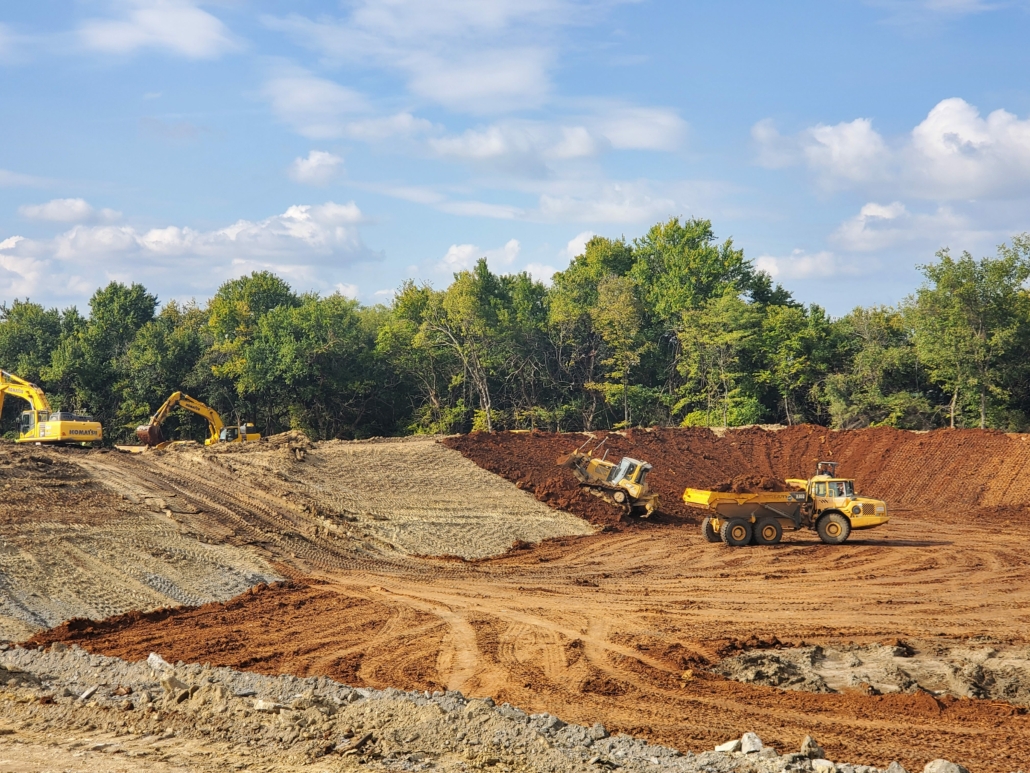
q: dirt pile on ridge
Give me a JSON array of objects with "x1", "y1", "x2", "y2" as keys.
[{"x1": 444, "y1": 425, "x2": 1030, "y2": 522}]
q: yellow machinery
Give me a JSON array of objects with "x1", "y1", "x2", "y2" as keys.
[
  {"x1": 557, "y1": 436, "x2": 660, "y2": 517},
  {"x1": 136, "y1": 391, "x2": 260, "y2": 448},
  {"x1": 684, "y1": 461, "x2": 888, "y2": 546},
  {"x1": 0, "y1": 369, "x2": 103, "y2": 445}
]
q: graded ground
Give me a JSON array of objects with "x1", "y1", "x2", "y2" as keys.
[{"x1": 7, "y1": 426, "x2": 1030, "y2": 772}]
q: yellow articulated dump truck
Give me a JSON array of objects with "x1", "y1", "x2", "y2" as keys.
[
  {"x1": 683, "y1": 462, "x2": 889, "y2": 547},
  {"x1": 0, "y1": 369, "x2": 103, "y2": 445}
]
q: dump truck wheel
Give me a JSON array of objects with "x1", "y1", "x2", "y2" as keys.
[
  {"x1": 720, "y1": 518, "x2": 752, "y2": 547},
  {"x1": 702, "y1": 517, "x2": 720, "y2": 543},
  {"x1": 817, "y1": 512, "x2": 851, "y2": 545},
  {"x1": 754, "y1": 517, "x2": 782, "y2": 545}
]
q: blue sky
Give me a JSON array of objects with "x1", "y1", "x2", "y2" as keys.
[{"x1": 2, "y1": 1, "x2": 1029, "y2": 315}]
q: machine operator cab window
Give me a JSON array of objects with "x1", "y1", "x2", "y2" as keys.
[
  {"x1": 813, "y1": 479, "x2": 854, "y2": 513},
  {"x1": 19, "y1": 411, "x2": 36, "y2": 436},
  {"x1": 219, "y1": 426, "x2": 240, "y2": 442},
  {"x1": 608, "y1": 457, "x2": 639, "y2": 485}
]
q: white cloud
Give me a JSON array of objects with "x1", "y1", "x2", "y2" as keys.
[
  {"x1": 343, "y1": 113, "x2": 436, "y2": 142},
  {"x1": 537, "y1": 181, "x2": 679, "y2": 223},
  {"x1": 335, "y1": 283, "x2": 359, "y2": 299},
  {"x1": 590, "y1": 105, "x2": 687, "y2": 151},
  {"x1": 79, "y1": 0, "x2": 237, "y2": 59},
  {"x1": 438, "y1": 238, "x2": 521, "y2": 272},
  {"x1": 524, "y1": 262, "x2": 558, "y2": 284},
  {"x1": 429, "y1": 122, "x2": 601, "y2": 169},
  {"x1": 436, "y1": 200, "x2": 524, "y2": 219},
  {"x1": 18, "y1": 198, "x2": 121, "y2": 223},
  {"x1": 263, "y1": 2, "x2": 581, "y2": 114},
  {"x1": 754, "y1": 98, "x2": 1030, "y2": 200},
  {"x1": 868, "y1": 0, "x2": 1006, "y2": 23},
  {"x1": 830, "y1": 200, "x2": 980, "y2": 252},
  {"x1": 263, "y1": 66, "x2": 370, "y2": 139},
  {"x1": 561, "y1": 230, "x2": 594, "y2": 260},
  {"x1": 289, "y1": 151, "x2": 344, "y2": 186},
  {"x1": 754, "y1": 250, "x2": 865, "y2": 280},
  {"x1": 0, "y1": 202, "x2": 376, "y2": 303}
]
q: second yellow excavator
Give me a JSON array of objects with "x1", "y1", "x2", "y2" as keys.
[{"x1": 136, "y1": 391, "x2": 260, "y2": 448}]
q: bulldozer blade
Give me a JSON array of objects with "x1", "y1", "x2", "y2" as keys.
[{"x1": 136, "y1": 424, "x2": 165, "y2": 447}]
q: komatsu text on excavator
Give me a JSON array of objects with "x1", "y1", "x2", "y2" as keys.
[
  {"x1": 136, "y1": 391, "x2": 260, "y2": 448},
  {"x1": 0, "y1": 369, "x2": 103, "y2": 444}
]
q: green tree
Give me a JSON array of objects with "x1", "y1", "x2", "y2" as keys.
[
  {"x1": 910, "y1": 238, "x2": 1030, "y2": 428},
  {"x1": 589, "y1": 275, "x2": 647, "y2": 427},
  {"x1": 675, "y1": 291, "x2": 762, "y2": 427},
  {"x1": 822, "y1": 306, "x2": 933, "y2": 429}
]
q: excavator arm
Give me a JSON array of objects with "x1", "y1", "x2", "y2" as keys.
[
  {"x1": 0, "y1": 370, "x2": 53, "y2": 415},
  {"x1": 137, "y1": 391, "x2": 225, "y2": 447}
]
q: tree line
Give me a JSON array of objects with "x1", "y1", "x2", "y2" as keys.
[{"x1": 2, "y1": 218, "x2": 1029, "y2": 443}]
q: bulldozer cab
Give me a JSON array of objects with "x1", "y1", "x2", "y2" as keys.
[{"x1": 608, "y1": 457, "x2": 651, "y2": 487}]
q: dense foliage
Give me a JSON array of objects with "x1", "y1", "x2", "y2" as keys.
[{"x1": 3, "y1": 218, "x2": 1030, "y2": 443}]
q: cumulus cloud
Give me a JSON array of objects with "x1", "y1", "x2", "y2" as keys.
[
  {"x1": 829, "y1": 200, "x2": 988, "y2": 253},
  {"x1": 561, "y1": 230, "x2": 595, "y2": 260},
  {"x1": 79, "y1": 0, "x2": 237, "y2": 59},
  {"x1": 0, "y1": 201, "x2": 377, "y2": 304},
  {"x1": 754, "y1": 98, "x2": 1030, "y2": 200},
  {"x1": 754, "y1": 250, "x2": 866, "y2": 280},
  {"x1": 438, "y1": 238, "x2": 521, "y2": 272},
  {"x1": 289, "y1": 151, "x2": 344, "y2": 186},
  {"x1": 18, "y1": 198, "x2": 121, "y2": 223}
]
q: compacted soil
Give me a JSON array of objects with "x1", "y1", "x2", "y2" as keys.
[{"x1": 7, "y1": 426, "x2": 1030, "y2": 771}]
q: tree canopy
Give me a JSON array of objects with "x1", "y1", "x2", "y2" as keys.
[{"x1": 3, "y1": 220, "x2": 1029, "y2": 443}]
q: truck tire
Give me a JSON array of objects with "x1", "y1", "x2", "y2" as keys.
[
  {"x1": 720, "y1": 518, "x2": 752, "y2": 547},
  {"x1": 754, "y1": 517, "x2": 782, "y2": 545},
  {"x1": 817, "y1": 512, "x2": 851, "y2": 545},
  {"x1": 702, "y1": 517, "x2": 721, "y2": 543}
]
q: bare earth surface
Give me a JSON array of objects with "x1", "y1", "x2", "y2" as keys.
[{"x1": 5, "y1": 427, "x2": 1030, "y2": 771}]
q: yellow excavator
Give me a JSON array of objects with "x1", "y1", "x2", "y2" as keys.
[
  {"x1": 136, "y1": 391, "x2": 260, "y2": 448},
  {"x1": 0, "y1": 369, "x2": 103, "y2": 444}
]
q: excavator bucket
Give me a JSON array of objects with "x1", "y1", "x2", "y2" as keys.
[{"x1": 136, "y1": 424, "x2": 165, "y2": 446}]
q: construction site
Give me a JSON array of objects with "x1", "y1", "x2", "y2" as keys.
[{"x1": 1, "y1": 425, "x2": 1029, "y2": 772}]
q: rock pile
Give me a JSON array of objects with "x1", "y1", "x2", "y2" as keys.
[{"x1": 0, "y1": 645, "x2": 986, "y2": 772}]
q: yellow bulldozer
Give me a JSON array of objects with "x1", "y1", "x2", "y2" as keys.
[
  {"x1": 557, "y1": 436, "x2": 660, "y2": 517},
  {"x1": 0, "y1": 369, "x2": 102, "y2": 445},
  {"x1": 136, "y1": 391, "x2": 260, "y2": 449}
]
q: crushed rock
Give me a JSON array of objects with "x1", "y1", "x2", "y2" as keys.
[{"x1": 0, "y1": 646, "x2": 977, "y2": 773}]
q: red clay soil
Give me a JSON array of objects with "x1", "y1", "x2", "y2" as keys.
[{"x1": 442, "y1": 424, "x2": 1030, "y2": 523}]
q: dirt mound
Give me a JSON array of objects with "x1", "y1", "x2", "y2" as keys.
[
  {"x1": 711, "y1": 476, "x2": 792, "y2": 493},
  {"x1": 444, "y1": 425, "x2": 1030, "y2": 523}
]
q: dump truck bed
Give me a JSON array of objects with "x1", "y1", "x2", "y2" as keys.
[{"x1": 683, "y1": 487, "x2": 808, "y2": 523}]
